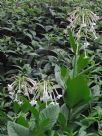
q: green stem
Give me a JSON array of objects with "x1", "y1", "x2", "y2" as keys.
[
  {"x1": 73, "y1": 42, "x2": 80, "y2": 78},
  {"x1": 73, "y1": 54, "x2": 77, "y2": 78},
  {"x1": 67, "y1": 108, "x2": 73, "y2": 132}
]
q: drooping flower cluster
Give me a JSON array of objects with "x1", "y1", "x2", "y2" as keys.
[
  {"x1": 66, "y1": 7, "x2": 99, "y2": 40},
  {"x1": 7, "y1": 75, "x2": 63, "y2": 106},
  {"x1": 30, "y1": 80, "x2": 63, "y2": 106},
  {"x1": 64, "y1": 7, "x2": 99, "y2": 58},
  {"x1": 7, "y1": 75, "x2": 37, "y2": 105}
]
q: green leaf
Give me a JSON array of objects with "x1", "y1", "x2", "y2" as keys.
[
  {"x1": 58, "y1": 113, "x2": 66, "y2": 126},
  {"x1": 61, "y1": 104, "x2": 69, "y2": 123},
  {"x1": 65, "y1": 75, "x2": 91, "y2": 108},
  {"x1": 20, "y1": 97, "x2": 31, "y2": 113},
  {"x1": 38, "y1": 119, "x2": 50, "y2": 132},
  {"x1": 69, "y1": 30, "x2": 77, "y2": 54},
  {"x1": 87, "y1": 133, "x2": 99, "y2": 136},
  {"x1": 39, "y1": 104, "x2": 60, "y2": 130},
  {"x1": 77, "y1": 55, "x2": 90, "y2": 73},
  {"x1": 7, "y1": 121, "x2": 30, "y2": 136},
  {"x1": 55, "y1": 65, "x2": 69, "y2": 88},
  {"x1": 13, "y1": 101, "x2": 20, "y2": 113},
  {"x1": 17, "y1": 116, "x2": 29, "y2": 128}
]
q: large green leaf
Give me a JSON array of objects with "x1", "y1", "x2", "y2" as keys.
[
  {"x1": 7, "y1": 121, "x2": 30, "y2": 136},
  {"x1": 39, "y1": 104, "x2": 60, "y2": 130},
  {"x1": 65, "y1": 75, "x2": 91, "y2": 108}
]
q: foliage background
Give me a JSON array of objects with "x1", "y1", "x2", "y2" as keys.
[{"x1": 0, "y1": 0, "x2": 102, "y2": 135}]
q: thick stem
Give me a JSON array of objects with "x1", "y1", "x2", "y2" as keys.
[{"x1": 73, "y1": 42, "x2": 79, "y2": 78}]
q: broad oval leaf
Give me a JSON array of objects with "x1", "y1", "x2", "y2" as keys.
[
  {"x1": 7, "y1": 121, "x2": 30, "y2": 136},
  {"x1": 39, "y1": 104, "x2": 60, "y2": 130},
  {"x1": 65, "y1": 75, "x2": 91, "y2": 108}
]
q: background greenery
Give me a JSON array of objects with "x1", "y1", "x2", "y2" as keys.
[{"x1": 0, "y1": 0, "x2": 102, "y2": 136}]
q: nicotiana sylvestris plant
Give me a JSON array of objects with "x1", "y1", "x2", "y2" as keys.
[{"x1": 7, "y1": 75, "x2": 63, "y2": 106}]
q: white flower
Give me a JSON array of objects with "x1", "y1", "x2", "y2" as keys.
[
  {"x1": 94, "y1": 14, "x2": 99, "y2": 20},
  {"x1": 29, "y1": 87, "x2": 35, "y2": 94},
  {"x1": 9, "y1": 92, "x2": 14, "y2": 95},
  {"x1": 41, "y1": 91, "x2": 50, "y2": 102},
  {"x1": 17, "y1": 90, "x2": 21, "y2": 93},
  {"x1": 81, "y1": 23, "x2": 87, "y2": 27},
  {"x1": 84, "y1": 41, "x2": 90, "y2": 48},
  {"x1": 18, "y1": 101, "x2": 23, "y2": 105},
  {"x1": 63, "y1": 29, "x2": 68, "y2": 34},
  {"x1": 8, "y1": 84, "x2": 13, "y2": 91},
  {"x1": 91, "y1": 23, "x2": 96, "y2": 26},
  {"x1": 90, "y1": 25, "x2": 94, "y2": 32},
  {"x1": 30, "y1": 100, "x2": 37, "y2": 106},
  {"x1": 40, "y1": 80, "x2": 50, "y2": 102},
  {"x1": 21, "y1": 84, "x2": 24, "y2": 87},
  {"x1": 9, "y1": 92, "x2": 14, "y2": 99}
]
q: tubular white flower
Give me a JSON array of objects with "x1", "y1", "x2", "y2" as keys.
[
  {"x1": 94, "y1": 14, "x2": 99, "y2": 20},
  {"x1": 9, "y1": 91, "x2": 14, "y2": 95},
  {"x1": 30, "y1": 100, "x2": 37, "y2": 106},
  {"x1": 9, "y1": 92, "x2": 14, "y2": 99},
  {"x1": 40, "y1": 81, "x2": 50, "y2": 102},
  {"x1": 41, "y1": 90, "x2": 50, "y2": 102},
  {"x1": 29, "y1": 87, "x2": 34, "y2": 94},
  {"x1": 8, "y1": 84, "x2": 13, "y2": 91},
  {"x1": 90, "y1": 25, "x2": 95, "y2": 32}
]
